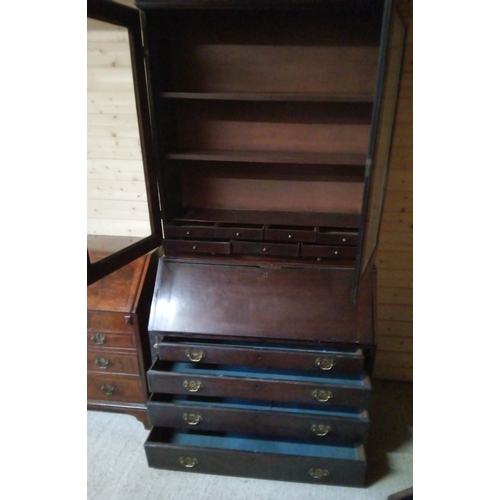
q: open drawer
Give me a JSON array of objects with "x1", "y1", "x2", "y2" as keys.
[
  {"x1": 157, "y1": 336, "x2": 365, "y2": 374},
  {"x1": 147, "y1": 394, "x2": 369, "y2": 443},
  {"x1": 147, "y1": 360, "x2": 371, "y2": 408},
  {"x1": 144, "y1": 427, "x2": 367, "y2": 487}
]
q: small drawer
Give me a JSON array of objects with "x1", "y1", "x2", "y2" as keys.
[
  {"x1": 232, "y1": 241, "x2": 299, "y2": 258},
  {"x1": 87, "y1": 331, "x2": 136, "y2": 349},
  {"x1": 165, "y1": 220, "x2": 216, "y2": 239},
  {"x1": 147, "y1": 360, "x2": 370, "y2": 408},
  {"x1": 157, "y1": 337, "x2": 365, "y2": 374},
  {"x1": 147, "y1": 394, "x2": 370, "y2": 443},
  {"x1": 87, "y1": 311, "x2": 135, "y2": 334},
  {"x1": 264, "y1": 225, "x2": 317, "y2": 243},
  {"x1": 87, "y1": 373, "x2": 144, "y2": 403},
  {"x1": 145, "y1": 427, "x2": 366, "y2": 487},
  {"x1": 87, "y1": 348, "x2": 140, "y2": 375},
  {"x1": 213, "y1": 223, "x2": 264, "y2": 241},
  {"x1": 165, "y1": 239, "x2": 231, "y2": 255},
  {"x1": 317, "y1": 228, "x2": 359, "y2": 246},
  {"x1": 301, "y1": 244, "x2": 357, "y2": 260}
]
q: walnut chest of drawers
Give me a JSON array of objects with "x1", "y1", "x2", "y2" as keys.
[{"x1": 87, "y1": 252, "x2": 158, "y2": 428}]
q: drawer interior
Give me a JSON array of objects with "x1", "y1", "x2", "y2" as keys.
[{"x1": 147, "y1": 427, "x2": 364, "y2": 460}]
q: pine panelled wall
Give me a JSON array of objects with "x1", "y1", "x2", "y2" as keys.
[{"x1": 87, "y1": 5, "x2": 413, "y2": 382}]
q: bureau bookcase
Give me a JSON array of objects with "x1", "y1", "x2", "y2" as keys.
[{"x1": 87, "y1": 0, "x2": 406, "y2": 487}]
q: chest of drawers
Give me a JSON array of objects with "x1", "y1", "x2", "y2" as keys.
[{"x1": 87, "y1": 252, "x2": 158, "y2": 428}]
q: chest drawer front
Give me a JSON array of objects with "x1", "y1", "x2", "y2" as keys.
[
  {"x1": 165, "y1": 239, "x2": 231, "y2": 255},
  {"x1": 87, "y1": 373, "x2": 144, "y2": 403},
  {"x1": 264, "y1": 225, "x2": 317, "y2": 243},
  {"x1": 87, "y1": 331, "x2": 136, "y2": 349},
  {"x1": 317, "y1": 229, "x2": 359, "y2": 246},
  {"x1": 147, "y1": 361, "x2": 370, "y2": 409},
  {"x1": 213, "y1": 223, "x2": 264, "y2": 241},
  {"x1": 87, "y1": 311, "x2": 135, "y2": 334},
  {"x1": 147, "y1": 394, "x2": 369, "y2": 443},
  {"x1": 301, "y1": 244, "x2": 357, "y2": 260},
  {"x1": 157, "y1": 338, "x2": 364, "y2": 374},
  {"x1": 165, "y1": 221, "x2": 216, "y2": 240},
  {"x1": 87, "y1": 349, "x2": 140, "y2": 375},
  {"x1": 145, "y1": 428, "x2": 366, "y2": 487},
  {"x1": 231, "y1": 241, "x2": 300, "y2": 257}
]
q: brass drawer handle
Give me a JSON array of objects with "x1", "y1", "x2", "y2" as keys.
[
  {"x1": 91, "y1": 333, "x2": 106, "y2": 345},
  {"x1": 183, "y1": 413, "x2": 203, "y2": 426},
  {"x1": 185, "y1": 349, "x2": 205, "y2": 362},
  {"x1": 183, "y1": 380, "x2": 203, "y2": 392},
  {"x1": 309, "y1": 468, "x2": 330, "y2": 479},
  {"x1": 311, "y1": 424, "x2": 331, "y2": 437},
  {"x1": 179, "y1": 457, "x2": 198, "y2": 468},
  {"x1": 315, "y1": 357, "x2": 336, "y2": 371},
  {"x1": 312, "y1": 389, "x2": 333, "y2": 402},
  {"x1": 94, "y1": 356, "x2": 111, "y2": 369},
  {"x1": 100, "y1": 383, "x2": 117, "y2": 396}
]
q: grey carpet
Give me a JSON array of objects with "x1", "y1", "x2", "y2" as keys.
[{"x1": 87, "y1": 380, "x2": 412, "y2": 500}]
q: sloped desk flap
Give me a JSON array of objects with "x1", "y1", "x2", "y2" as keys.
[{"x1": 149, "y1": 260, "x2": 375, "y2": 344}]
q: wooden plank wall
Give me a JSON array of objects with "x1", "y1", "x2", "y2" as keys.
[
  {"x1": 87, "y1": 17, "x2": 150, "y2": 238},
  {"x1": 87, "y1": 3, "x2": 413, "y2": 382},
  {"x1": 373, "y1": 3, "x2": 413, "y2": 382}
]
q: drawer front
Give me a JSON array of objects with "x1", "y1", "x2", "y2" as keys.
[
  {"x1": 87, "y1": 310, "x2": 135, "y2": 334},
  {"x1": 317, "y1": 229, "x2": 359, "y2": 246},
  {"x1": 87, "y1": 331, "x2": 136, "y2": 349},
  {"x1": 301, "y1": 244, "x2": 357, "y2": 260},
  {"x1": 147, "y1": 395, "x2": 369, "y2": 443},
  {"x1": 147, "y1": 361, "x2": 370, "y2": 408},
  {"x1": 165, "y1": 239, "x2": 231, "y2": 255},
  {"x1": 87, "y1": 349, "x2": 140, "y2": 375},
  {"x1": 87, "y1": 373, "x2": 144, "y2": 403},
  {"x1": 232, "y1": 241, "x2": 300, "y2": 257},
  {"x1": 264, "y1": 225, "x2": 317, "y2": 243},
  {"x1": 213, "y1": 223, "x2": 264, "y2": 241},
  {"x1": 165, "y1": 221, "x2": 216, "y2": 240},
  {"x1": 145, "y1": 428, "x2": 366, "y2": 487},
  {"x1": 157, "y1": 338, "x2": 364, "y2": 374}
]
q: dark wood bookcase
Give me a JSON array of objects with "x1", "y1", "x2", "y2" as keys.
[{"x1": 87, "y1": 0, "x2": 407, "y2": 487}]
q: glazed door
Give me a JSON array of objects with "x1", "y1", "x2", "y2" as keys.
[
  {"x1": 87, "y1": 0, "x2": 161, "y2": 285},
  {"x1": 353, "y1": 0, "x2": 406, "y2": 300}
]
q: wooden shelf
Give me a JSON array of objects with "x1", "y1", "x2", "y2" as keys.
[
  {"x1": 160, "y1": 92, "x2": 374, "y2": 103},
  {"x1": 165, "y1": 150, "x2": 367, "y2": 166}
]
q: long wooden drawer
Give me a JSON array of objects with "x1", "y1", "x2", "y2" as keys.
[
  {"x1": 87, "y1": 373, "x2": 144, "y2": 403},
  {"x1": 157, "y1": 337, "x2": 365, "y2": 374},
  {"x1": 147, "y1": 394, "x2": 369, "y2": 443},
  {"x1": 144, "y1": 427, "x2": 367, "y2": 487},
  {"x1": 147, "y1": 360, "x2": 370, "y2": 408},
  {"x1": 87, "y1": 311, "x2": 135, "y2": 334},
  {"x1": 87, "y1": 349, "x2": 140, "y2": 375},
  {"x1": 87, "y1": 331, "x2": 136, "y2": 350}
]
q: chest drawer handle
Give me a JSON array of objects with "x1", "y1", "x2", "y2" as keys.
[
  {"x1": 309, "y1": 468, "x2": 330, "y2": 480},
  {"x1": 179, "y1": 457, "x2": 198, "y2": 468},
  {"x1": 100, "y1": 383, "x2": 117, "y2": 396},
  {"x1": 311, "y1": 424, "x2": 331, "y2": 437},
  {"x1": 315, "y1": 357, "x2": 336, "y2": 370},
  {"x1": 312, "y1": 389, "x2": 333, "y2": 402},
  {"x1": 183, "y1": 380, "x2": 203, "y2": 392},
  {"x1": 185, "y1": 349, "x2": 205, "y2": 362},
  {"x1": 91, "y1": 333, "x2": 106, "y2": 345},
  {"x1": 94, "y1": 357, "x2": 111, "y2": 369},
  {"x1": 183, "y1": 413, "x2": 203, "y2": 425}
]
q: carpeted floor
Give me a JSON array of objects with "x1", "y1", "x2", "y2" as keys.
[{"x1": 87, "y1": 380, "x2": 412, "y2": 500}]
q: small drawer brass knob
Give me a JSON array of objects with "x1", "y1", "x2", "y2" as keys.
[
  {"x1": 312, "y1": 389, "x2": 333, "y2": 402},
  {"x1": 311, "y1": 424, "x2": 331, "y2": 436},
  {"x1": 315, "y1": 357, "x2": 336, "y2": 371},
  {"x1": 183, "y1": 413, "x2": 203, "y2": 425},
  {"x1": 183, "y1": 380, "x2": 203, "y2": 392},
  {"x1": 91, "y1": 333, "x2": 106, "y2": 345},
  {"x1": 100, "y1": 383, "x2": 117, "y2": 396},
  {"x1": 94, "y1": 356, "x2": 111, "y2": 369},
  {"x1": 185, "y1": 349, "x2": 205, "y2": 362},
  {"x1": 309, "y1": 468, "x2": 330, "y2": 479},
  {"x1": 179, "y1": 457, "x2": 198, "y2": 468},
  {"x1": 236, "y1": 232, "x2": 240, "y2": 237}
]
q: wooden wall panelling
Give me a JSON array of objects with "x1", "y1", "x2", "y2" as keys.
[{"x1": 374, "y1": 8, "x2": 413, "y2": 382}]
